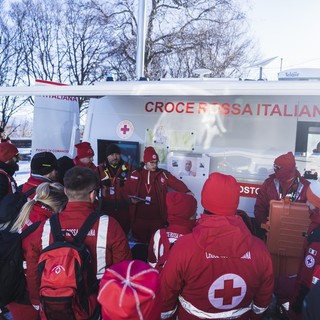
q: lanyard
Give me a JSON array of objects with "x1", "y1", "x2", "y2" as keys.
[
  {"x1": 145, "y1": 183, "x2": 152, "y2": 195},
  {"x1": 145, "y1": 170, "x2": 152, "y2": 194},
  {"x1": 104, "y1": 166, "x2": 122, "y2": 186}
]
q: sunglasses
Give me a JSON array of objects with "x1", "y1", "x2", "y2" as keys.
[{"x1": 273, "y1": 164, "x2": 281, "y2": 170}]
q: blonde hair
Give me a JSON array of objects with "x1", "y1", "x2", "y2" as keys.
[{"x1": 10, "y1": 182, "x2": 68, "y2": 232}]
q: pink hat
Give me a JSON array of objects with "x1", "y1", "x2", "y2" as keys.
[
  {"x1": 306, "y1": 180, "x2": 320, "y2": 208},
  {"x1": 166, "y1": 192, "x2": 197, "y2": 222},
  {"x1": 0, "y1": 142, "x2": 18, "y2": 162},
  {"x1": 143, "y1": 146, "x2": 159, "y2": 163},
  {"x1": 75, "y1": 142, "x2": 94, "y2": 159},
  {"x1": 98, "y1": 260, "x2": 161, "y2": 320},
  {"x1": 201, "y1": 172, "x2": 240, "y2": 215}
]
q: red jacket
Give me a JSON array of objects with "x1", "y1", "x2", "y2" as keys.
[
  {"x1": 122, "y1": 168, "x2": 190, "y2": 242},
  {"x1": 123, "y1": 168, "x2": 190, "y2": 222},
  {"x1": 160, "y1": 214, "x2": 274, "y2": 320},
  {"x1": 97, "y1": 160, "x2": 131, "y2": 203},
  {"x1": 23, "y1": 201, "x2": 132, "y2": 306},
  {"x1": 148, "y1": 222, "x2": 195, "y2": 271},
  {"x1": 22, "y1": 175, "x2": 53, "y2": 198},
  {"x1": 22, "y1": 203, "x2": 53, "y2": 231},
  {"x1": 96, "y1": 160, "x2": 132, "y2": 233},
  {"x1": 254, "y1": 174, "x2": 309, "y2": 226}
]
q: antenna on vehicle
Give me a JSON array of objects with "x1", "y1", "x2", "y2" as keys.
[
  {"x1": 193, "y1": 69, "x2": 212, "y2": 80},
  {"x1": 248, "y1": 56, "x2": 278, "y2": 80}
]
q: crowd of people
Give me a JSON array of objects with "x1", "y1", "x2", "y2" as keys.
[{"x1": 0, "y1": 140, "x2": 319, "y2": 320}]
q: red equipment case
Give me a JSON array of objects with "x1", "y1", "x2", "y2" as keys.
[{"x1": 264, "y1": 199, "x2": 310, "y2": 278}]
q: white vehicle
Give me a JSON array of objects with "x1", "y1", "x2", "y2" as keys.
[{"x1": 1, "y1": 76, "x2": 320, "y2": 216}]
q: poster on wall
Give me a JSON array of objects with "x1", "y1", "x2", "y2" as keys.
[
  {"x1": 145, "y1": 127, "x2": 196, "y2": 164},
  {"x1": 167, "y1": 152, "x2": 210, "y2": 179}
]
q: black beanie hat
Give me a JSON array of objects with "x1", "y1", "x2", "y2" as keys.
[
  {"x1": 106, "y1": 144, "x2": 121, "y2": 157},
  {"x1": 31, "y1": 152, "x2": 58, "y2": 176},
  {"x1": 57, "y1": 156, "x2": 75, "y2": 184}
]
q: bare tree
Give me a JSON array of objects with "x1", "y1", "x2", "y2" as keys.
[
  {"x1": 62, "y1": 0, "x2": 112, "y2": 112},
  {"x1": 89, "y1": 0, "x2": 258, "y2": 80},
  {"x1": 7, "y1": 117, "x2": 32, "y2": 138},
  {"x1": 0, "y1": 0, "x2": 259, "y2": 129},
  {"x1": 8, "y1": 0, "x2": 113, "y2": 113},
  {"x1": 0, "y1": 0, "x2": 29, "y2": 131}
]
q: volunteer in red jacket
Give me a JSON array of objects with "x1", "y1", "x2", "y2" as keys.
[
  {"x1": 290, "y1": 180, "x2": 320, "y2": 318},
  {"x1": 24, "y1": 167, "x2": 131, "y2": 317},
  {"x1": 254, "y1": 151, "x2": 309, "y2": 238},
  {"x1": 97, "y1": 143, "x2": 132, "y2": 234},
  {"x1": 122, "y1": 146, "x2": 192, "y2": 243},
  {"x1": 22, "y1": 151, "x2": 59, "y2": 197},
  {"x1": 73, "y1": 141, "x2": 97, "y2": 170},
  {"x1": 6, "y1": 182, "x2": 68, "y2": 320},
  {"x1": 148, "y1": 191, "x2": 197, "y2": 271},
  {"x1": 20, "y1": 182, "x2": 67, "y2": 230},
  {"x1": 160, "y1": 172, "x2": 274, "y2": 320},
  {"x1": 0, "y1": 142, "x2": 19, "y2": 200},
  {"x1": 0, "y1": 142, "x2": 20, "y2": 320}
]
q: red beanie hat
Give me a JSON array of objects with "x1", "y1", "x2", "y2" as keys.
[
  {"x1": 274, "y1": 152, "x2": 296, "y2": 169},
  {"x1": 98, "y1": 260, "x2": 161, "y2": 320},
  {"x1": 201, "y1": 172, "x2": 240, "y2": 215},
  {"x1": 0, "y1": 142, "x2": 18, "y2": 162},
  {"x1": 166, "y1": 192, "x2": 197, "y2": 222},
  {"x1": 75, "y1": 142, "x2": 94, "y2": 159},
  {"x1": 274, "y1": 152, "x2": 297, "y2": 180},
  {"x1": 306, "y1": 180, "x2": 320, "y2": 208},
  {"x1": 143, "y1": 146, "x2": 159, "y2": 163}
]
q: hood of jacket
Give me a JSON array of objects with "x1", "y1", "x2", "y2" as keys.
[{"x1": 192, "y1": 214, "x2": 253, "y2": 258}]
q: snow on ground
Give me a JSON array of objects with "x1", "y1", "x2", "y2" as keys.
[{"x1": 14, "y1": 160, "x2": 31, "y2": 186}]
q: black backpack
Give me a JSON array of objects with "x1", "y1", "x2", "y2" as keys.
[
  {"x1": 38, "y1": 212, "x2": 102, "y2": 320},
  {"x1": 0, "y1": 185, "x2": 37, "y2": 226},
  {"x1": 0, "y1": 221, "x2": 41, "y2": 307}
]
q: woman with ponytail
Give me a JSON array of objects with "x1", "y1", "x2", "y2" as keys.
[
  {"x1": 11, "y1": 182, "x2": 68, "y2": 233},
  {"x1": 7, "y1": 182, "x2": 68, "y2": 320}
]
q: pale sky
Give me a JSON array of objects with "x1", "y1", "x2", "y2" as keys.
[{"x1": 246, "y1": 0, "x2": 320, "y2": 80}]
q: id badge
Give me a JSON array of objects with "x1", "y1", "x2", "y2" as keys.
[
  {"x1": 146, "y1": 196, "x2": 151, "y2": 205},
  {"x1": 110, "y1": 187, "x2": 115, "y2": 195}
]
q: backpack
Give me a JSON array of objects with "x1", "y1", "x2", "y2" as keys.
[
  {"x1": 38, "y1": 212, "x2": 102, "y2": 320},
  {"x1": 0, "y1": 221, "x2": 41, "y2": 307},
  {"x1": 0, "y1": 184, "x2": 37, "y2": 226}
]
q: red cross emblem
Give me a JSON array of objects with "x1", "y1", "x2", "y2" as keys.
[
  {"x1": 116, "y1": 120, "x2": 134, "y2": 139},
  {"x1": 305, "y1": 255, "x2": 315, "y2": 268},
  {"x1": 214, "y1": 279, "x2": 242, "y2": 305},
  {"x1": 208, "y1": 273, "x2": 246, "y2": 309},
  {"x1": 121, "y1": 124, "x2": 130, "y2": 135}
]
